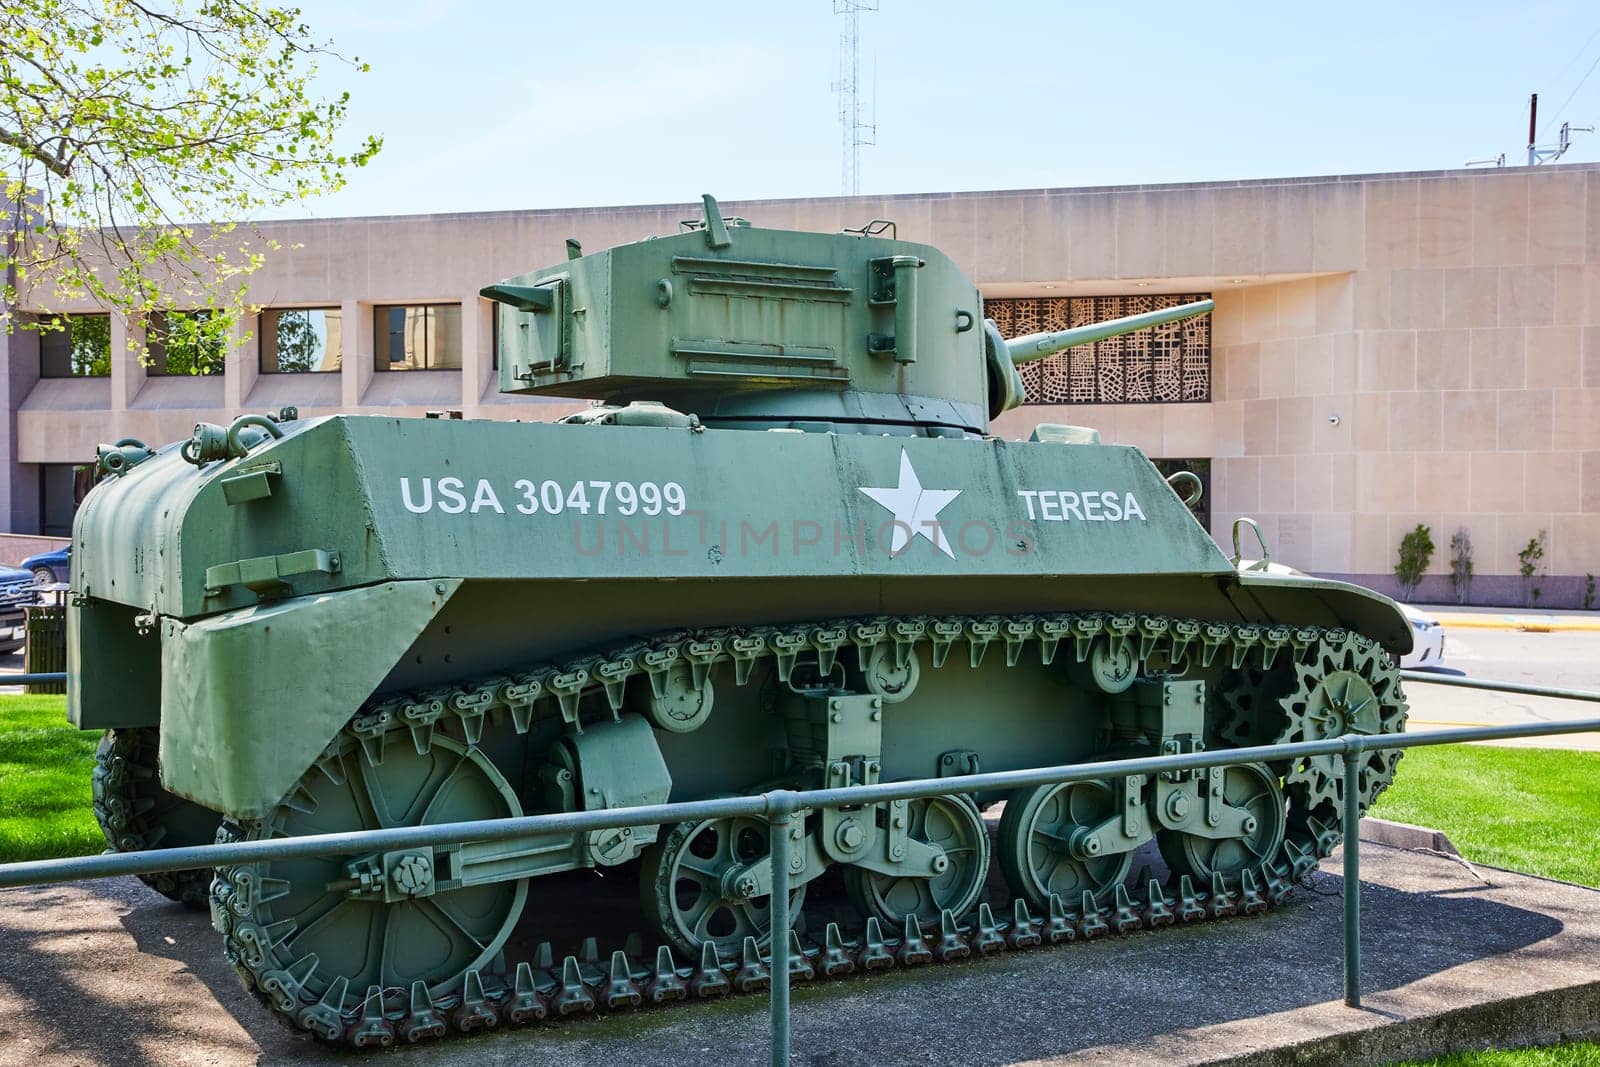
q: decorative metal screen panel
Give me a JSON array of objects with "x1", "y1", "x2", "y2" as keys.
[{"x1": 983, "y1": 294, "x2": 1211, "y2": 404}]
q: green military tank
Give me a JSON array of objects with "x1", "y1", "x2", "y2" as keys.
[{"x1": 70, "y1": 196, "x2": 1408, "y2": 1044}]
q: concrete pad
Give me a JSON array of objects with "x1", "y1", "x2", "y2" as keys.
[{"x1": 0, "y1": 839, "x2": 1597, "y2": 1066}]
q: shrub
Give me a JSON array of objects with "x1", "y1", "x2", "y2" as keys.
[
  {"x1": 1394, "y1": 524, "x2": 1434, "y2": 601},
  {"x1": 1449, "y1": 528, "x2": 1474, "y2": 606},
  {"x1": 1518, "y1": 530, "x2": 1548, "y2": 607}
]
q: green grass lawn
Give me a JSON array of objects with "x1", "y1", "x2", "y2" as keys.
[
  {"x1": 1402, "y1": 1041, "x2": 1600, "y2": 1065},
  {"x1": 0, "y1": 693, "x2": 102, "y2": 864},
  {"x1": 1369, "y1": 744, "x2": 1600, "y2": 888},
  {"x1": 1373, "y1": 746, "x2": 1600, "y2": 1063}
]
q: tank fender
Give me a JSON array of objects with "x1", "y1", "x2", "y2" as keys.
[
  {"x1": 559, "y1": 715, "x2": 672, "y2": 866},
  {"x1": 158, "y1": 579, "x2": 459, "y2": 819},
  {"x1": 68, "y1": 598, "x2": 161, "y2": 730},
  {"x1": 1227, "y1": 571, "x2": 1413, "y2": 656}
]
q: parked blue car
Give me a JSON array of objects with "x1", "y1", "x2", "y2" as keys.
[
  {"x1": 20, "y1": 545, "x2": 69, "y2": 585},
  {"x1": 0, "y1": 563, "x2": 38, "y2": 653}
]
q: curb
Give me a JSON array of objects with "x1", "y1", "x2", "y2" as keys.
[
  {"x1": 1220, "y1": 981, "x2": 1600, "y2": 1067},
  {"x1": 1358, "y1": 817, "x2": 1459, "y2": 856}
]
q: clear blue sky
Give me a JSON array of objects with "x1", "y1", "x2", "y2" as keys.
[{"x1": 292, "y1": 0, "x2": 1600, "y2": 218}]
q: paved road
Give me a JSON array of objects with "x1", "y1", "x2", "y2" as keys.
[{"x1": 1405, "y1": 627, "x2": 1600, "y2": 750}]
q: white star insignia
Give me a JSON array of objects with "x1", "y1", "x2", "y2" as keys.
[{"x1": 858, "y1": 448, "x2": 962, "y2": 559}]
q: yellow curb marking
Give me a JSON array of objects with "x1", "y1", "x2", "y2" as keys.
[{"x1": 1435, "y1": 619, "x2": 1600, "y2": 633}]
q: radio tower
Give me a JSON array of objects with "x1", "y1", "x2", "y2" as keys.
[{"x1": 832, "y1": 1, "x2": 877, "y2": 196}]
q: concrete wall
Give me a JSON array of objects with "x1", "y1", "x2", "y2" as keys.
[
  {"x1": 977, "y1": 167, "x2": 1600, "y2": 607},
  {"x1": 11, "y1": 165, "x2": 1600, "y2": 605},
  {"x1": 0, "y1": 533, "x2": 66, "y2": 566},
  {"x1": 1, "y1": 186, "x2": 40, "y2": 535}
]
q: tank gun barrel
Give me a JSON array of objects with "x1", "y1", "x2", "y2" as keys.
[{"x1": 1005, "y1": 298, "x2": 1214, "y2": 365}]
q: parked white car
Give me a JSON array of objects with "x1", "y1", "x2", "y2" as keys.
[
  {"x1": 1397, "y1": 600, "x2": 1445, "y2": 670},
  {"x1": 1237, "y1": 560, "x2": 1445, "y2": 670}
]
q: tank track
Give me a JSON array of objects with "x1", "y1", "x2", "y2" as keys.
[
  {"x1": 93, "y1": 728, "x2": 215, "y2": 908},
  {"x1": 210, "y1": 611, "x2": 1406, "y2": 1047}
]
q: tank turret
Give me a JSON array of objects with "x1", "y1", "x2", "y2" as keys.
[{"x1": 482, "y1": 194, "x2": 1211, "y2": 436}]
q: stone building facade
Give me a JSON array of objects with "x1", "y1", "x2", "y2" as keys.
[{"x1": 6, "y1": 163, "x2": 1599, "y2": 605}]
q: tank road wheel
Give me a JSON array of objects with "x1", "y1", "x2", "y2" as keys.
[
  {"x1": 212, "y1": 727, "x2": 527, "y2": 1041},
  {"x1": 842, "y1": 794, "x2": 990, "y2": 926},
  {"x1": 93, "y1": 727, "x2": 221, "y2": 908},
  {"x1": 1157, "y1": 762, "x2": 1287, "y2": 883},
  {"x1": 642, "y1": 814, "x2": 806, "y2": 958},
  {"x1": 998, "y1": 779, "x2": 1134, "y2": 909}
]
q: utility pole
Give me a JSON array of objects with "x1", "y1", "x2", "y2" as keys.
[
  {"x1": 1469, "y1": 93, "x2": 1592, "y2": 168},
  {"x1": 1527, "y1": 92, "x2": 1593, "y2": 165},
  {"x1": 1528, "y1": 92, "x2": 1538, "y2": 166},
  {"x1": 832, "y1": 1, "x2": 877, "y2": 196}
]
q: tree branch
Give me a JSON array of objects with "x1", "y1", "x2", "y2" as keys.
[{"x1": 0, "y1": 124, "x2": 69, "y2": 176}]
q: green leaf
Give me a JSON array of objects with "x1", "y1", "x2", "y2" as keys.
[{"x1": 0, "y1": 0, "x2": 380, "y2": 352}]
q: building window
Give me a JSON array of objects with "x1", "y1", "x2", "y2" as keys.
[
  {"x1": 984, "y1": 294, "x2": 1211, "y2": 404},
  {"x1": 38, "y1": 314, "x2": 112, "y2": 378},
  {"x1": 374, "y1": 304, "x2": 462, "y2": 371},
  {"x1": 1150, "y1": 458, "x2": 1211, "y2": 531},
  {"x1": 39, "y1": 463, "x2": 94, "y2": 537},
  {"x1": 261, "y1": 308, "x2": 342, "y2": 373},
  {"x1": 146, "y1": 310, "x2": 224, "y2": 376}
]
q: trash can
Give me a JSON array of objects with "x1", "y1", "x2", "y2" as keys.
[{"x1": 24, "y1": 603, "x2": 65, "y2": 694}]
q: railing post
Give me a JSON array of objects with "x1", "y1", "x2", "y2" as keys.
[
  {"x1": 767, "y1": 790, "x2": 798, "y2": 1067},
  {"x1": 1342, "y1": 742, "x2": 1362, "y2": 1008}
]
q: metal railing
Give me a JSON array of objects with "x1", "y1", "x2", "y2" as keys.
[
  {"x1": 0, "y1": 670, "x2": 1596, "y2": 1064},
  {"x1": 0, "y1": 672, "x2": 68, "y2": 687}
]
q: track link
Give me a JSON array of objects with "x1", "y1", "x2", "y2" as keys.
[
  {"x1": 210, "y1": 610, "x2": 1407, "y2": 1046},
  {"x1": 93, "y1": 727, "x2": 216, "y2": 908}
]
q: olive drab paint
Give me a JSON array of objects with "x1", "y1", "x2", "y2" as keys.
[
  {"x1": 69, "y1": 191, "x2": 1410, "y2": 810},
  {"x1": 66, "y1": 195, "x2": 1414, "y2": 1043}
]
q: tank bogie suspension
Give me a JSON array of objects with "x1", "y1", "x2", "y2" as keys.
[{"x1": 211, "y1": 610, "x2": 1406, "y2": 1044}]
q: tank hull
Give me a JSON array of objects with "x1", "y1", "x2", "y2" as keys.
[{"x1": 69, "y1": 415, "x2": 1408, "y2": 818}]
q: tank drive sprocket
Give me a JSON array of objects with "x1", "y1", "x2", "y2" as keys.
[
  {"x1": 1213, "y1": 629, "x2": 1407, "y2": 875},
  {"x1": 1276, "y1": 633, "x2": 1408, "y2": 815},
  {"x1": 92, "y1": 727, "x2": 221, "y2": 908}
]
